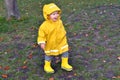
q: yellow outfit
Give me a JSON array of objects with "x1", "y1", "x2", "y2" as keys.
[
  {"x1": 37, "y1": 3, "x2": 69, "y2": 56},
  {"x1": 37, "y1": 3, "x2": 72, "y2": 73}
]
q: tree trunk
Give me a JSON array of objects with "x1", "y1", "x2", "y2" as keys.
[{"x1": 4, "y1": 0, "x2": 20, "y2": 20}]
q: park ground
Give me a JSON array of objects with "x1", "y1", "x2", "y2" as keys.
[{"x1": 0, "y1": 0, "x2": 120, "y2": 80}]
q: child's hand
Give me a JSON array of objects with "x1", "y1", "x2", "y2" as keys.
[{"x1": 40, "y1": 43, "x2": 45, "y2": 50}]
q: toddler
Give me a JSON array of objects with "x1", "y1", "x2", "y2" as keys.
[{"x1": 37, "y1": 3, "x2": 73, "y2": 73}]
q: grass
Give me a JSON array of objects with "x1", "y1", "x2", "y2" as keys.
[{"x1": 0, "y1": 0, "x2": 120, "y2": 80}]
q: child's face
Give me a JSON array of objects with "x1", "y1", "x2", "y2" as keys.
[{"x1": 49, "y1": 11, "x2": 59, "y2": 22}]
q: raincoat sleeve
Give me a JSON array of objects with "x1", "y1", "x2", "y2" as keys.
[{"x1": 37, "y1": 23, "x2": 47, "y2": 44}]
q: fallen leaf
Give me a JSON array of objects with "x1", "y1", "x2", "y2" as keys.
[
  {"x1": 30, "y1": 26, "x2": 36, "y2": 31},
  {"x1": 69, "y1": 47, "x2": 72, "y2": 51},
  {"x1": 4, "y1": 66, "x2": 10, "y2": 70},
  {"x1": 23, "y1": 60, "x2": 28, "y2": 64},
  {"x1": 32, "y1": 43, "x2": 38, "y2": 48},
  {"x1": 73, "y1": 32, "x2": 77, "y2": 36},
  {"x1": 85, "y1": 33, "x2": 89, "y2": 37},
  {"x1": 28, "y1": 53, "x2": 33, "y2": 59},
  {"x1": 67, "y1": 75, "x2": 73, "y2": 78},
  {"x1": 74, "y1": 73, "x2": 77, "y2": 76},
  {"x1": 0, "y1": 37, "x2": 3, "y2": 42},
  {"x1": 117, "y1": 76, "x2": 120, "y2": 78},
  {"x1": 49, "y1": 77, "x2": 54, "y2": 80},
  {"x1": 112, "y1": 76, "x2": 116, "y2": 78},
  {"x1": 0, "y1": 65, "x2": 2, "y2": 69},
  {"x1": 87, "y1": 48, "x2": 92, "y2": 53},
  {"x1": 2, "y1": 74, "x2": 8, "y2": 78},
  {"x1": 22, "y1": 66, "x2": 27, "y2": 69},
  {"x1": 103, "y1": 35, "x2": 107, "y2": 38},
  {"x1": 112, "y1": 75, "x2": 120, "y2": 79},
  {"x1": 103, "y1": 60, "x2": 106, "y2": 63}
]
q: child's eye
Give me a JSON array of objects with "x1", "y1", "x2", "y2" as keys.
[{"x1": 53, "y1": 13, "x2": 57, "y2": 15}]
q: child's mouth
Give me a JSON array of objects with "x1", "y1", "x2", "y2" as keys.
[{"x1": 53, "y1": 18, "x2": 58, "y2": 21}]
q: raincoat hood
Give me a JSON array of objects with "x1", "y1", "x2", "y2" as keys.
[{"x1": 43, "y1": 3, "x2": 61, "y2": 20}]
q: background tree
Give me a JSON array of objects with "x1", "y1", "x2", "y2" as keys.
[{"x1": 4, "y1": 0, "x2": 20, "y2": 20}]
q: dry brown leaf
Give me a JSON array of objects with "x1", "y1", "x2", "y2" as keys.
[
  {"x1": 112, "y1": 75, "x2": 120, "y2": 79},
  {"x1": 28, "y1": 53, "x2": 33, "y2": 59},
  {"x1": 0, "y1": 37, "x2": 3, "y2": 42},
  {"x1": 74, "y1": 73, "x2": 77, "y2": 76},
  {"x1": 2, "y1": 74, "x2": 8, "y2": 78},
  {"x1": 22, "y1": 65, "x2": 27, "y2": 69},
  {"x1": 73, "y1": 32, "x2": 77, "y2": 36},
  {"x1": 32, "y1": 43, "x2": 38, "y2": 48},
  {"x1": 4, "y1": 66, "x2": 10, "y2": 70},
  {"x1": 0, "y1": 65, "x2": 2, "y2": 69},
  {"x1": 117, "y1": 76, "x2": 120, "y2": 78},
  {"x1": 87, "y1": 48, "x2": 92, "y2": 53},
  {"x1": 69, "y1": 47, "x2": 72, "y2": 51},
  {"x1": 49, "y1": 77, "x2": 54, "y2": 80}
]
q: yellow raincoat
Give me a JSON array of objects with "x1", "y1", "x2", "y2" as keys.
[{"x1": 37, "y1": 3, "x2": 69, "y2": 56}]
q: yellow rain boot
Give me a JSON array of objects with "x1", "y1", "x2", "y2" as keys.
[
  {"x1": 44, "y1": 60, "x2": 54, "y2": 73},
  {"x1": 61, "y1": 57, "x2": 73, "y2": 71}
]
